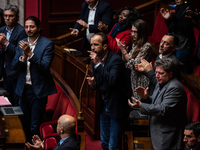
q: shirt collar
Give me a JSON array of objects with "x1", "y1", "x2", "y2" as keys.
[
  {"x1": 59, "y1": 136, "x2": 70, "y2": 145},
  {"x1": 6, "y1": 26, "x2": 14, "y2": 33},
  {"x1": 101, "y1": 51, "x2": 108, "y2": 65},
  {"x1": 28, "y1": 36, "x2": 40, "y2": 46},
  {"x1": 88, "y1": 0, "x2": 99, "y2": 10},
  {"x1": 159, "y1": 52, "x2": 173, "y2": 59}
]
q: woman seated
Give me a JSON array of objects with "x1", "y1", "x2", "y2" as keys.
[
  {"x1": 107, "y1": 7, "x2": 141, "y2": 55},
  {"x1": 117, "y1": 19, "x2": 152, "y2": 101}
]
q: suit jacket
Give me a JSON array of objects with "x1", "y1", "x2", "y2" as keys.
[
  {"x1": 53, "y1": 135, "x2": 80, "y2": 150},
  {"x1": 0, "y1": 23, "x2": 27, "y2": 79},
  {"x1": 92, "y1": 51, "x2": 128, "y2": 119},
  {"x1": 74, "y1": 0, "x2": 113, "y2": 50},
  {"x1": 146, "y1": 52, "x2": 181, "y2": 95},
  {"x1": 107, "y1": 23, "x2": 132, "y2": 55},
  {"x1": 12, "y1": 36, "x2": 57, "y2": 98},
  {"x1": 140, "y1": 78, "x2": 187, "y2": 150}
]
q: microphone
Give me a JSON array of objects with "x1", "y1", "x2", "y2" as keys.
[
  {"x1": 86, "y1": 57, "x2": 91, "y2": 64},
  {"x1": 83, "y1": 57, "x2": 91, "y2": 64}
]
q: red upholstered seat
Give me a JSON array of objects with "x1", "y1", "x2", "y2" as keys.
[
  {"x1": 182, "y1": 84, "x2": 199, "y2": 123},
  {"x1": 148, "y1": 10, "x2": 168, "y2": 46},
  {"x1": 40, "y1": 81, "x2": 77, "y2": 141},
  {"x1": 44, "y1": 136, "x2": 58, "y2": 150}
]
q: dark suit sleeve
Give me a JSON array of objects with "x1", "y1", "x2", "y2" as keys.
[
  {"x1": 89, "y1": 3, "x2": 113, "y2": 33},
  {"x1": 141, "y1": 86, "x2": 184, "y2": 117},
  {"x1": 6, "y1": 29, "x2": 27, "y2": 56},
  {"x1": 74, "y1": 2, "x2": 87, "y2": 31},
  {"x1": 145, "y1": 70, "x2": 157, "y2": 87},
  {"x1": 12, "y1": 44, "x2": 26, "y2": 69},
  {"x1": 94, "y1": 57, "x2": 124, "y2": 88},
  {"x1": 29, "y1": 41, "x2": 54, "y2": 72}
]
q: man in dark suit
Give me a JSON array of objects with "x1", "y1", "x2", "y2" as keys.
[
  {"x1": 129, "y1": 58, "x2": 187, "y2": 150},
  {"x1": 25, "y1": 115, "x2": 80, "y2": 150},
  {"x1": 12, "y1": 16, "x2": 57, "y2": 142},
  {"x1": 70, "y1": 0, "x2": 113, "y2": 52},
  {"x1": 0, "y1": 4, "x2": 27, "y2": 105},
  {"x1": 87, "y1": 32, "x2": 128, "y2": 149},
  {"x1": 135, "y1": 33, "x2": 181, "y2": 95}
]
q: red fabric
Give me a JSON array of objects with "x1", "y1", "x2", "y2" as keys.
[
  {"x1": 193, "y1": 27, "x2": 199, "y2": 56},
  {"x1": 182, "y1": 84, "x2": 199, "y2": 123},
  {"x1": 44, "y1": 137, "x2": 58, "y2": 150},
  {"x1": 52, "y1": 92, "x2": 70, "y2": 120},
  {"x1": 108, "y1": 23, "x2": 132, "y2": 55},
  {"x1": 148, "y1": 11, "x2": 168, "y2": 46},
  {"x1": 40, "y1": 120, "x2": 57, "y2": 139},
  {"x1": 194, "y1": 65, "x2": 200, "y2": 76}
]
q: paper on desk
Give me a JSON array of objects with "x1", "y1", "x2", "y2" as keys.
[{"x1": 0, "y1": 96, "x2": 11, "y2": 106}]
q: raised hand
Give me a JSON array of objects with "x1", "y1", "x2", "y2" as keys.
[
  {"x1": 88, "y1": 50, "x2": 99, "y2": 65},
  {"x1": 76, "y1": 19, "x2": 88, "y2": 28},
  {"x1": 25, "y1": 135, "x2": 44, "y2": 150},
  {"x1": 86, "y1": 76, "x2": 96, "y2": 87},
  {"x1": 19, "y1": 40, "x2": 32, "y2": 57},
  {"x1": 135, "y1": 86, "x2": 148, "y2": 99},
  {"x1": 98, "y1": 21, "x2": 108, "y2": 32},
  {"x1": 135, "y1": 58, "x2": 153, "y2": 72},
  {"x1": 70, "y1": 28, "x2": 79, "y2": 37},
  {"x1": 160, "y1": 8, "x2": 171, "y2": 20},
  {"x1": 128, "y1": 98, "x2": 141, "y2": 108}
]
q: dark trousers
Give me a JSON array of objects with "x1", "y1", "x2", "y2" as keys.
[
  {"x1": 20, "y1": 86, "x2": 47, "y2": 142},
  {"x1": 3, "y1": 75, "x2": 19, "y2": 106}
]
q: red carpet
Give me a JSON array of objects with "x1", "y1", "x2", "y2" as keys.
[{"x1": 85, "y1": 132, "x2": 103, "y2": 150}]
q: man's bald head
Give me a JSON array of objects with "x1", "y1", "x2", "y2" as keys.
[{"x1": 57, "y1": 115, "x2": 76, "y2": 137}]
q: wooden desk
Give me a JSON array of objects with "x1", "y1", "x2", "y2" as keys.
[{"x1": 0, "y1": 114, "x2": 25, "y2": 150}]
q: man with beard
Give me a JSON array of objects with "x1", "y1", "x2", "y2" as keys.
[
  {"x1": 87, "y1": 32, "x2": 128, "y2": 149},
  {"x1": 12, "y1": 16, "x2": 57, "y2": 142},
  {"x1": 0, "y1": 4, "x2": 27, "y2": 105},
  {"x1": 184, "y1": 122, "x2": 200, "y2": 150}
]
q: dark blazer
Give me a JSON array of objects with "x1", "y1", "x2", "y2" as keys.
[
  {"x1": 53, "y1": 135, "x2": 80, "y2": 150},
  {"x1": 74, "y1": 0, "x2": 113, "y2": 50},
  {"x1": 92, "y1": 51, "x2": 128, "y2": 119},
  {"x1": 140, "y1": 78, "x2": 187, "y2": 150},
  {"x1": 0, "y1": 23, "x2": 27, "y2": 78},
  {"x1": 12, "y1": 36, "x2": 57, "y2": 98}
]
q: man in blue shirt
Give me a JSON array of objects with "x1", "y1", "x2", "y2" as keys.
[{"x1": 25, "y1": 115, "x2": 80, "y2": 150}]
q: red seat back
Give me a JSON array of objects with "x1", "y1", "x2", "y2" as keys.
[{"x1": 148, "y1": 10, "x2": 168, "y2": 45}]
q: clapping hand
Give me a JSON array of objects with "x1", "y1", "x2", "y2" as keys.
[
  {"x1": 25, "y1": 135, "x2": 44, "y2": 150},
  {"x1": 135, "y1": 86, "x2": 148, "y2": 99},
  {"x1": 135, "y1": 58, "x2": 153, "y2": 72},
  {"x1": 98, "y1": 21, "x2": 108, "y2": 32},
  {"x1": 160, "y1": 8, "x2": 175, "y2": 20}
]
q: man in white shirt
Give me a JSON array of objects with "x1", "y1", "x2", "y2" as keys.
[
  {"x1": 12, "y1": 16, "x2": 57, "y2": 142},
  {"x1": 70, "y1": 0, "x2": 113, "y2": 52}
]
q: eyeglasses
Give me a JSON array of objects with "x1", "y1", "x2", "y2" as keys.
[{"x1": 4, "y1": 15, "x2": 15, "y2": 18}]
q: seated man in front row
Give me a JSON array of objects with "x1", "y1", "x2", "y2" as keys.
[
  {"x1": 129, "y1": 58, "x2": 187, "y2": 150},
  {"x1": 25, "y1": 114, "x2": 80, "y2": 150}
]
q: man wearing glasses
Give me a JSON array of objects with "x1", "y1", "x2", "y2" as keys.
[{"x1": 0, "y1": 4, "x2": 27, "y2": 106}]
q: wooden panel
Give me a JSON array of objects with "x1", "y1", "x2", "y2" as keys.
[{"x1": 51, "y1": 46, "x2": 100, "y2": 139}]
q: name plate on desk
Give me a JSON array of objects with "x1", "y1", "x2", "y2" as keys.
[{"x1": 0, "y1": 106, "x2": 23, "y2": 116}]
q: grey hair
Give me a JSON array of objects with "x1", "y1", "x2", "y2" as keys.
[
  {"x1": 4, "y1": 4, "x2": 19, "y2": 17},
  {"x1": 155, "y1": 58, "x2": 175, "y2": 74}
]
